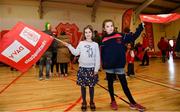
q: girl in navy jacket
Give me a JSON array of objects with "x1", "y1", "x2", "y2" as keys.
[{"x1": 101, "y1": 19, "x2": 145, "y2": 111}]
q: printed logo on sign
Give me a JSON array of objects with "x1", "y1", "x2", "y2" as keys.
[
  {"x1": 1, "y1": 40, "x2": 30, "y2": 63},
  {"x1": 20, "y1": 27, "x2": 40, "y2": 46}
]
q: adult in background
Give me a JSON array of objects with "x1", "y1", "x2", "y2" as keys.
[
  {"x1": 57, "y1": 31, "x2": 71, "y2": 77},
  {"x1": 140, "y1": 33, "x2": 150, "y2": 66},
  {"x1": 157, "y1": 37, "x2": 169, "y2": 63},
  {"x1": 50, "y1": 32, "x2": 59, "y2": 76}
]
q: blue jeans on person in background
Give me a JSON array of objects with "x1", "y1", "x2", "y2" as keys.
[{"x1": 39, "y1": 52, "x2": 52, "y2": 78}]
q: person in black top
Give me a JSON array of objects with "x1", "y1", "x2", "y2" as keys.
[{"x1": 101, "y1": 19, "x2": 145, "y2": 111}]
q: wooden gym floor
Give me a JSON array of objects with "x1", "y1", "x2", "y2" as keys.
[{"x1": 0, "y1": 56, "x2": 180, "y2": 111}]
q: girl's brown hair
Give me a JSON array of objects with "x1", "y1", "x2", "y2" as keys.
[
  {"x1": 82, "y1": 25, "x2": 94, "y2": 40},
  {"x1": 102, "y1": 19, "x2": 115, "y2": 36}
]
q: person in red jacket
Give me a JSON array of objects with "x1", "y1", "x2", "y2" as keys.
[
  {"x1": 158, "y1": 37, "x2": 169, "y2": 63},
  {"x1": 126, "y1": 42, "x2": 135, "y2": 77}
]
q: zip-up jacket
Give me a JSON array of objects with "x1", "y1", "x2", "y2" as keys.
[{"x1": 101, "y1": 23, "x2": 143, "y2": 69}]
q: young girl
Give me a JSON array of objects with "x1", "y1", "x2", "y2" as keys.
[
  {"x1": 101, "y1": 19, "x2": 145, "y2": 111},
  {"x1": 63, "y1": 25, "x2": 100, "y2": 111},
  {"x1": 126, "y1": 42, "x2": 135, "y2": 77}
]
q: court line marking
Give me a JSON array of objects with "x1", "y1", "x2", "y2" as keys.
[
  {"x1": 135, "y1": 76, "x2": 180, "y2": 91},
  {"x1": 64, "y1": 97, "x2": 82, "y2": 112},
  {"x1": 0, "y1": 69, "x2": 82, "y2": 111},
  {"x1": 16, "y1": 77, "x2": 82, "y2": 112},
  {"x1": 16, "y1": 97, "x2": 82, "y2": 112},
  {"x1": 0, "y1": 73, "x2": 24, "y2": 95},
  {"x1": 137, "y1": 74, "x2": 180, "y2": 87},
  {"x1": 16, "y1": 103, "x2": 72, "y2": 112},
  {"x1": 135, "y1": 65, "x2": 180, "y2": 91}
]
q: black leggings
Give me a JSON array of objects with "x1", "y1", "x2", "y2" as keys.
[
  {"x1": 106, "y1": 72, "x2": 136, "y2": 104},
  {"x1": 51, "y1": 53, "x2": 59, "y2": 73},
  {"x1": 81, "y1": 86, "x2": 94, "y2": 104},
  {"x1": 60, "y1": 63, "x2": 68, "y2": 74},
  {"x1": 142, "y1": 51, "x2": 149, "y2": 65}
]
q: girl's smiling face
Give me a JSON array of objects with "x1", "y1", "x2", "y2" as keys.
[
  {"x1": 84, "y1": 28, "x2": 93, "y2": 40},
  {"x1": 104, "y1": 21, "x2": 114, "y2": 34}
]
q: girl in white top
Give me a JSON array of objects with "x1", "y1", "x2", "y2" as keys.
[{"x1": 62, "y1": 25, "x2": 100, "y2": 111}]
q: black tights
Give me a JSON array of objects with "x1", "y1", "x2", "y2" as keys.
[
  {"x1": 60, "y1": 63, "x2": 68, "y2": 74},
  {"x1": 106, "y1": 72, "x2": 136, "y2": 104},
  {"x1": 81, "y1": 86, "x2": 94, "y2": 104}
]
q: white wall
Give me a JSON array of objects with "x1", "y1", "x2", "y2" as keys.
[{"x1": 0, "y1": 0, "x2": 124, "y2": 32}]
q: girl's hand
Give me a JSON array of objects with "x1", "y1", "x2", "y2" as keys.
[
  {"x1": 55, "y1": 38, "x2": 69, "y2": 46},
  {"x1": 142, "y1": 22, "x2": 145, "y2": 28},
  {"x1": 62, "y1": 41, "x2": 69, "y2": 47}
]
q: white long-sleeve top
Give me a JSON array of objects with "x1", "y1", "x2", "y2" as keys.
[{"x1": 67, "y1": 41, "x2": 100, "y2": 72}]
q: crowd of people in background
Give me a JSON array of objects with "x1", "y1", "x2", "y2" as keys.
[{"x1": 38, "y1": 22, "x2": 72, "y2": 80}]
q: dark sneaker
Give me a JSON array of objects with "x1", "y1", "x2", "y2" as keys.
[
  {"x1": 130, "y1": 103, "x2": 146, "y2": 111},
  {"x1": 90, "y1": 102, "x2": 96, "y2": 111},
  {"x1": 110, "y1": 101, "x2": 118, "y2": 110},
  {"x1": 81, "y1": 102, "x2": 87, "y2": 111}
]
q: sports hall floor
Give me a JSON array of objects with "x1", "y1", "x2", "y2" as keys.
[{"x1": 0, "y1": 56, "x2": 180, "y2": 111}]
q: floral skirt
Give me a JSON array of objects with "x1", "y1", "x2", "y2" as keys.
[{"x1": 77, "y1": 67, "x2": 98, "y2": 87}]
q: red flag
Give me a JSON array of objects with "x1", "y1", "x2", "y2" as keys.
[
  {"x1": 122, "y1": 9, "x2": 133, "y2": 32},
  {"x1": 140, "y1": 13, "x2": 180, "y2": 23},
  {"x1": 0, "y1": 22, "x2": 53, "y2": 73}
]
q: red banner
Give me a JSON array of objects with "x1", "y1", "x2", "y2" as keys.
[
  {"x1": 0, "y1": 22, "x2": 53, "y2": 73},
  {"x1": 145, "y1": 22, "x2": 154, "y2": 49},
  {"x1": 142, "y1": 33, "x2": 149, "y2": 48},
  {"x1": 56, "y1": 23, "x2": 82, "y2": 47},
  {"x1": 140, "y1": 13, "x2": 180, "y2": 23},
  {"x1": 122, "y1": 9, "x2": 133, "y2": 32}
]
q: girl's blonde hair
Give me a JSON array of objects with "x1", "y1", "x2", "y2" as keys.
[{"x1": 82, "y1": 25, "x2": 94, "y2": 40}]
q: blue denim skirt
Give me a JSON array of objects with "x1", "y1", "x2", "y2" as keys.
[{"x1": 104, "y1": 68, "x2": 125, "y2": 74}]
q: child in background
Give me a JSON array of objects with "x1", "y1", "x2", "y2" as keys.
[
  {"x1": 101, "y1": 19, "x2": 145, "y2": 111},
  {"x1": 62, "y1": 25, "x2": 100, "y2": 111},
  {"x1": 126, "y1": 42, "x2": 135, "y2": 77}
]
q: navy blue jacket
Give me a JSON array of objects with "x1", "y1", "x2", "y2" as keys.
[{"x1": 101, "y1": 23, "x2": 143, "y2": 69}]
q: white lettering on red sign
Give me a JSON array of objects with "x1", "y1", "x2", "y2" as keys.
[
  {"x1": 25, "y1": 40, "x2": 47, "y2": 64},
  {"x1": 20, "y1": 27, "x2": 40, "y2": 46}
]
